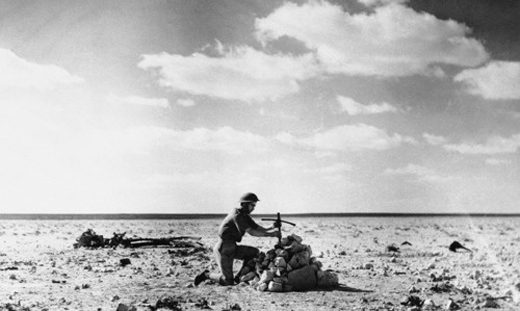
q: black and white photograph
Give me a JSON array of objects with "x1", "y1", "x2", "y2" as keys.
[{"x1": 1, "y1": 0, "x2": 519, "y2": 310}]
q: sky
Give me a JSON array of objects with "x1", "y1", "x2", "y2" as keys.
[{"x1": 0, "y1": 0, "x2": 519, "y2": 215}]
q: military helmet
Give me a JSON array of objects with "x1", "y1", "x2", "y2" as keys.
[{"x1": 239, "y1": 192, "x2": 260, "y2": 203}]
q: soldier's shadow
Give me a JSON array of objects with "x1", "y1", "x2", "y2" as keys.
[{"x1": 309, "y1": 284, "x2": 374, "y2": 292}]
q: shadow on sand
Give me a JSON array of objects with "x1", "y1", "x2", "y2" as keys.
[{"x1": 310, "y1": 284, "x2": 374, "y2": 293}]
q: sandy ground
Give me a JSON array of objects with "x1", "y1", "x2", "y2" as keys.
[{"x1": 1, "y1": 216, "x2": 519, "y2": 311}]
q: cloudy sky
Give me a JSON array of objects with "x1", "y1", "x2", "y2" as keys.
[{"x1": 0, "y1": 0, "x2": 519, "y2": 215}]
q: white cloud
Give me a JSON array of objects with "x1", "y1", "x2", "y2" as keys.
[
  {"x1": 107, "y1": 94, "x2": 170, "y2": 108},
  {"x1": 275, "y1": 132, "x2": 299, "y2": 145},
  {"x1": 176, "y1": 98, "x2": 196, "y2": 107},
  {"x1": 138, "y1": 45, "x2": 319, "y2": 102},
  {"x1": 255, "y1": 1, "x2": 488, "y2": 77},
  {"x1": 385, "y1": 164, "x2": 447, "y2": 183},
  {"x1": 485, "y1": 158, "x2": 511, "y2": 166},
  {"x1": 305, "y1": 162, "x2": 352, "y2": 175},
  {"x1": 0, "y1": 49, "x2": 83, "y2": 90},
  {"x1": 423, "y1": 133, "x2": 447, "y2": 145},
  {"x1": 454, "y1": 61, "x2": 520, "y2": 100},
  {"x1": 443, "y1": 134, "x2": 520, "y2": 155},
  {"x1": 338, "y1": 96, "x2": 397, "y2": 115},
  {"x1": 85, "y1": 125, "x2": 272, "y2": 156},
  {"x1": 358, "y1": 0, "x2": 409, "y2": 6},
  {"x1": 280, "y1": 123, "x2": 414, "y2": 151}
]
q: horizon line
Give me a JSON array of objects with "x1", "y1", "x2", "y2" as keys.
[{"x1": 0, "y1": 212, "x2": 519, "y2": 220}]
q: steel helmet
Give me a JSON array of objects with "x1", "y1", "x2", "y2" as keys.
[{"x1": 239, "y1": 192, "x2": 260, "y2": 203}]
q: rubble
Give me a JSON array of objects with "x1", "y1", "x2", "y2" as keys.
[
  {"x1": 430, "y1": 281, "x2": 454, "y2": 293},
  {"x1": 115, "y1": 304, "x2": 137, "y2": 311},
  {"x1": 481, "y1": 298, "x2": 500, "y2": 308},
  {"x1": 449, "y1": 241, "x2": 471, "y2": 253},
  {"x1": 400, "y1": 295, "x2": 423, "y2": 307},
  {"x1": 445, "y1": 298, "x2": 460, "y2": 310},
  {"x1": 422, "y1": 299, "x2": 436, "y2": 310},
  {"x1": 73, "y1": 229, "x2": 204, "y2": 250},
  {"x1": 236, "y1": 234, "x2": 339, "y2": 292},
  {"x1": 385, "y1": 244, "x2": 400, "y2": 252},
  {"x1": 153, "y1": 296, "x2": 182, "y2": 311},
  {"x1": 505, "y1": 282, "x2": 520, "y2": 304}
]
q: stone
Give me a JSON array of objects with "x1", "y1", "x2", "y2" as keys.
[
  {"x1": 289, "y1": 234, "x2": 302, "y2": 243},
  {"x1": 274, "y1": 257, "x2": 286, "y2": 268},
  {"x1": 316, "y1": 270, "x2": 339, "y2": 288},
  {"x1": 445, "y1": 299, "x2": 460, "y2": 310},
  {"x1": 400, "y1": 296, "x2": 422, "y2": 307},
  {"x1": 508, "y1": 282, "x2": 520, "y2": 304},
  {"x1": 287, "y1": 251, "x2": 310, "y2": 270},
  {"x1": 272, "y1": 277, "x2": 283, "y2": 283},
  {"x1": 259, "y1": 270, "x2": 274, "y2": 284},
  {"x1": 116, "y1": 303, "x2": 137, "y2": 311},
  {"x1": 310, "y1": 264, "x2": 320, "y2": 272},
  {"x1": 249, "y1": 276, "x2": 260, "y2": 286},
  {"x1": 309, "y1": 257, "x2": 322, "y2": 269},
  {"x1": 286, "y1": 241, "x2": 306, "y2": 254},
  {"x1": 240, "y1": 271, "x2": 256, "y2": 283},
  {"x1": 422, "y1": 299, "x2": 435, "y2": 310},
  {"x1": 471, "y1": 270, "x2": 482, "y2": 280},
  {"x1": 409, "y1": 286, "x2": 419, "y2": 293},
  {"x1": 287, "y1": 265, "x2": 317, "y2": 291},
  {"x1": 482, "y1": 298, "x2": 499, "y2": 308},
  {"x1": 268, "y1": 281, "x2": 283, "y2": 292}
]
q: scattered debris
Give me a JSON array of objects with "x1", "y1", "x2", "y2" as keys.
[
  {"x1": 430, "y1": 281, "x2": 453, "y2": 293},
  {"x1": 505, "y1": 282, "x2": 520, "y2": 304},
  {"x1": 222, "y1": 303, "x2": 241, "y2": 311},
  {"x1": 385, "y1": 244, "x2": 400, "y2": 252},
  {"x1": 194, "y1": 298, "x2": 212, "y2": 309},
  {"x1": 482, "y1": 297, "x2": 500, "y2": 308},
  {"x1": 400, "y1": 295, "x2": 423, "y2": 307},
  {"x1": 0, "y1": 303, "x2": 31, "y2": 311},
  {"x1": 116, "y1": 303, "x2": 137, "y2": 311},
  {"x1": 445, "y1": 298, "x2": 460, "y2": 310},
  {"x1": 430, "y1": 273, "x2": 456, "y2": 282},
  {"x1": 449, "y1": 241, "x2": 472, "y2": 252},
  {"x1": 0, "y1": 266, "x2": 19, "y2": 271},
  {"x1": 409, "y1": 286, "x2": 420, "y2": 293},
  {"x1": 73, "y1": 229, "x2": 204, "y2": 250},
  {"x1": 51, "y1": 280, "x2": 66, "y2": 284},
  {"x1": 422, "y1": 299, "x2": 436, "y2": 310},
  {"x1": 73, "y1": 229, "x2": 107, "y2": 248},
  {"x1": 152, "y1": 296, "x2": 183, "y2": 311}
]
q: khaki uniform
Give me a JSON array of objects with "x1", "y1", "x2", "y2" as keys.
[{"x1": 209, "y1": 208, "x2": 260, "y2": 285}]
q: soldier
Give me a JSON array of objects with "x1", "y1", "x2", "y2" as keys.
[{"x1": 194, "y1": 192, "x2": 280, "y2": 286}]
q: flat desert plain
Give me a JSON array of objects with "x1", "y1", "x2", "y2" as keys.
[{"x1": 1, "y1": 216, "x2": 519, "y2": 311}]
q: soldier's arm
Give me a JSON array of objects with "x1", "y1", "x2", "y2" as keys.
[{"x1": 246, "y1": 226, "x2": 279, "y2": 237}]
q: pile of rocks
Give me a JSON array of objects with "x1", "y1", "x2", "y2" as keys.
[{"x1": 237, "y1": 234, "x2": 339, "y2": 292}]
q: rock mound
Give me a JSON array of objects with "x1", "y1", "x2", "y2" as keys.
[{"x1": 238, "y1": 234, "x2": 339, "y2": 292}]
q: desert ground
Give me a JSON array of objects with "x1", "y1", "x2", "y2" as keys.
[{"x1": 1, "y1": 216, "x2": 519, "y2": 311}]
